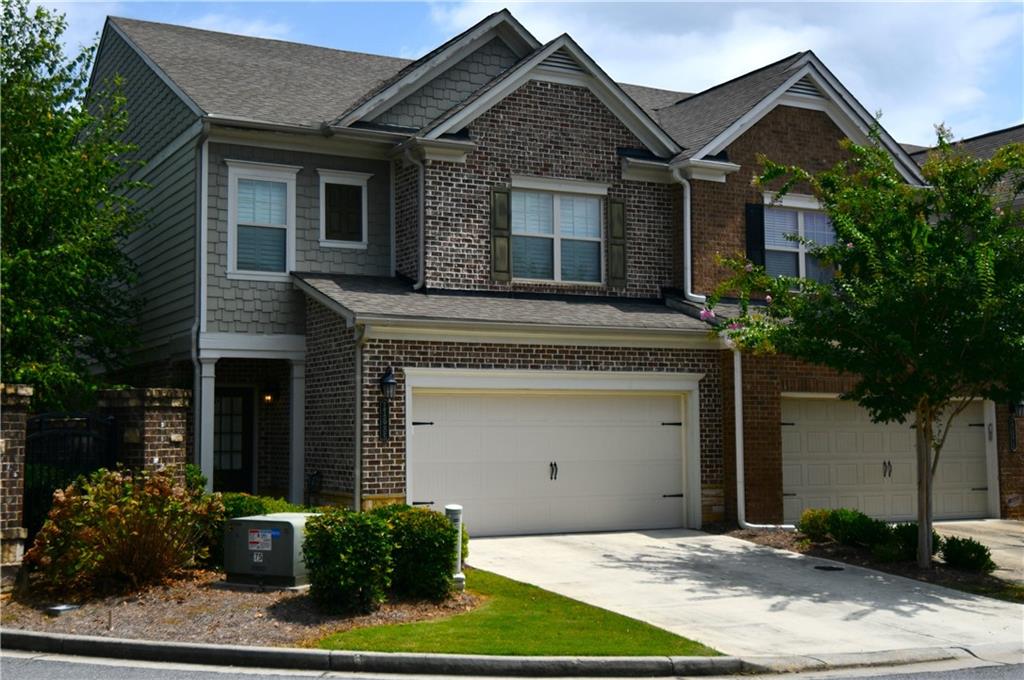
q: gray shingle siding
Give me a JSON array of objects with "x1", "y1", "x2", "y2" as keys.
[
  {"x1": 371, "y1": 37, "x2": 517, "y2": 129},
  {"x1": 91, "y1": 27, "x2": 198, "y2": 162},
  {"x1": 206, "y1": 143, "x2": 392, "y2": 335},
  {"x1": 124, "y1": 140, "x2": 198, "y2": 350}
]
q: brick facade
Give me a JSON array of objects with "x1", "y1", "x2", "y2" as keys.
[
  {"x1": 995, "y1": 403, "x2": 1024, "y2": 519},
  {"x1": 355, "y1": 338, "x2": 725, "y2": 521},
  {"x1": 95, "y1": 388, "x2": 191, "y2": 483},
  {"x1": 1, "y1": 384, "x2": 32, "y2": 566},
  {"x1": 689, "y1": 105, "x2": 851, "y2": 296},
  {"x1": 394, "y1": 159, "x2": 420, "y2": 281},
  {"x1": 420, "y1": 80, "x2": 677, "y2": 298},
  {"x1": 304, "y1": 299, "x2": 357, "y2": 504}
]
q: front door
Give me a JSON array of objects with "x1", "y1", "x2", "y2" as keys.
[{"x1": 214, "y1": 388, "x2": 254, "y2": 493}]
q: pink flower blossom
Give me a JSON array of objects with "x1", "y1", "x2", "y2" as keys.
[
  {"x1": 846, "y1": 242, "x2": 854, "y2": 249},
  {"x1": 699, "y1": 308, "x2": 715, "y2": 321},
  {"x1": 744, "y1": 263, "x2": 754, "y2": 272},
  {"x1": 765, "y1": 295, "x2": 773, "y2": 304},
  {"x1": 727, "y1": 322, "x2": 743, "y2": 331}
]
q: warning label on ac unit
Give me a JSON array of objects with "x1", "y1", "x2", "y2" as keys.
[{"x1": 248, "y1": 529, "x2": 272, "y2": 551}]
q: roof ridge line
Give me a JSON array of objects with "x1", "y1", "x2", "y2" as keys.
[{"x1": 658, "y1": 50, "x2": 807, "y2": 110}]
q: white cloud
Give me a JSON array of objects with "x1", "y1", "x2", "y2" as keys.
[
  {"x1": 428, "y1": 1, "x2": 1023, "y2": 144},
  {"x1": 185, "y1": 13, "x2": 292, "y2": 40},
  {"x1": 32, "y1": 1, "x2": 123, "y2": 55}
]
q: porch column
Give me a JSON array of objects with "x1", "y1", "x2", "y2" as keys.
[
  {"x1": 289, "y1": 359, "x2": 306, "y2": 505},
  {"x1": 198, "y1": 357, "x2": 217, "y2": 492}
]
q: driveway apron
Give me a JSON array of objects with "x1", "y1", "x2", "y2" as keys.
[{"x1": 467, "y1": 530, "x2": 1024, "y2": 657}]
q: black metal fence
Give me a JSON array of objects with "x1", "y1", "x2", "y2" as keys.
[{"x1": 24, "y1": 413, "x2": 119, "y2": 541}]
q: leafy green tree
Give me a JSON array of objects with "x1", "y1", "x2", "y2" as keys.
[
  {"x1": 710, "y1": 129, "x2": 1024, "y2": 568},
  {"x1": 2, "y1": 0, "x2": 142, "y2": 409}
]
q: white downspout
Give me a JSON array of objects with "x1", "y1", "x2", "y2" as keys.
[
  {"x1": 353, "y1": 323, "x2": 368, "y2": 511},
  {"x1": 670, "y1": 168, "x2": 705, "y2": 304},
  {"x1": 404, "y1": 148, "x2": 426, "y2": 290},
  {"x1": 734, "y1": 349, "x2": 795, "y2": 530}
]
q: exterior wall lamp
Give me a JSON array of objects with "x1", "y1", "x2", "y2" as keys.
[
  {"x1": 261, "y1": 386, "x2": 279, "y2": 405},
  {"x1": 379, "y1": 367, "x2": 397, "y2": 441}
]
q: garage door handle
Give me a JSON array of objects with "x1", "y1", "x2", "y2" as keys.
[
  {"x1": 412, "y1": 501, "x2": 434, "y2": 506},
  {"x1": 553, "y1": 461, "x2": 558, "y2": 480},
  {"x1": 662, "y1": 493, "x2": 684, "y2": 498}
]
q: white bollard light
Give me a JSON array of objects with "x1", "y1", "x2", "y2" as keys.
[{"x1": 444, "y1": 504, "x2": 465, "y2": 591}]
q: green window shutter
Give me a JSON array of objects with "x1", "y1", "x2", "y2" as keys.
[
  {"x1": 491, "y1": 187, "x2": 511, "y2": 282},
  {"x1": 745, "y1": 203, "x2": 766, "y2": 267},
  {"x1": 608, "y1": 198, "x2": 626, "y2": 288}
]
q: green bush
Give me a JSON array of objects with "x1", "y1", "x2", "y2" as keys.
[
  {"x1": 941, "y1": 536, "x2": 996, "y2": 573},
  {"x1": 797, "y1": 508, "x2": 832, "y2": 542},
  {"x1": 371, "y1": 503, "x2": 470, "y2": 561},
  {"x1": 24, "y1": 468, "x2": 224, "y2": 600},
  {"x1": 304, "y1": 508, "x2": 392, "y2": 613},
  {"x1": 877, "y1": 522, "x2": 942, "y2": 562},
  {"x1": 388, "y1": 507, "x2": 458, "y2": 601},
  {"x1": 826, "y1": 508, "x2": 891, "y2": 548},
  {"x1": 184, "y1": 463, "x2": 207, "y2": 494}
]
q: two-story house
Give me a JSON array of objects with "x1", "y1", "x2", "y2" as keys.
[{"x1": 90, "y1": 9, "x2": 1020, "y2": 534}]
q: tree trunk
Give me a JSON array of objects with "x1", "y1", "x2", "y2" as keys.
[{"x1": 915, "y1": 407, "x2": 934, "y2": 569}]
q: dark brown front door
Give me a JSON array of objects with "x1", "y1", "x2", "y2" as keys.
[{"x1": 214, "y1": 388, "x2": 254, "y2": 493}]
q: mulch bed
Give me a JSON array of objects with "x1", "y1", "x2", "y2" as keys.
[
  {"x1": 1, "y1": 570, "x2": 479, "y2": 647},
  {"x1": 722, "y1": 527, "x2": 1021, "y2": 601}
]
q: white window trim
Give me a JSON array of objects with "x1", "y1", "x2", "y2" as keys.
[
  {"x1": 511, "y1": 175, "x2": 609, "y2": 196},
  {"x1": 511, "y1": 190, "x2": 605, "y2": 286},
  {"x1": 763, "y1": 191, "x2": 820, "y2": 211},
  {"x1": 764, "y1": 204, "x2": 833, "y2": 280},
  {"x1": 226, "y1": 160, "x2": 300, "y2": 283},
  {"x1": 318, "y1": 168, "x2": 373, "y2": 249}
]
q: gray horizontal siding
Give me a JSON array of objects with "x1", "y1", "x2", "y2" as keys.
[
  {"x1": 92, "y1": 27, "x2": 199, "y2": 163},
  {"x1": 206, "y1": 143, "x2": 392, "y2": 335},
  {"x1": 372, "y1": 37, "x2": 518, "y2": 129},
  {"x1": 124, "y1": 140, "x2": 197, "y2": 348}
]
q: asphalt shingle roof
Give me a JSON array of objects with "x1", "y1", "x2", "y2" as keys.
[
  {"x1": 619, "y1": 83, "x2": 692, "y2": 116},
  {"x1": 110, "y1": 17, "x2": 411, "y2": 129},
  {"x1": 655, "y1": 52, "x2": 807, "y2": 159},
  {"x1": 910, "y1": 124, "x2": 1024, "y2": 165},
  {"x1": 294, "y1": 274, "x2": 712, "y2": 332}
]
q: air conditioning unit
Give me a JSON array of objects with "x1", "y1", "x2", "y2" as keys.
[{"x1": 224, "y1": 512, "x2": 318, "y2": 587}]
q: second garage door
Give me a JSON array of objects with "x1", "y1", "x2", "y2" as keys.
[
  {"x1": 408, "y1": 391, "x2": 687, "y2": 536},
  {"x1": 782, "y1": 398, "x2": 989, "y2": 523}
]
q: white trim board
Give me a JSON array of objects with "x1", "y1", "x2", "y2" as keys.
[
  {"x1": 401, "y1": 368, "x2": 704, "y2": 529},
  {"x1": 198, "y1": 332, "x2": 306, "y2": 361}
]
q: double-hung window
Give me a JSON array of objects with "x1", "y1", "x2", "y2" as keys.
[
  {"x1": 318, "y1": 169, "x2": 372, "y2": 248},
  {"x1": 510, "y1": 190, "x2": 603, "y2": 283},
  {"x1": 764, "y1": 206, "x2": 835, "y2": 282},
  {"x1": 227, "y1": 160, "x2": 299, "y2": 281}
]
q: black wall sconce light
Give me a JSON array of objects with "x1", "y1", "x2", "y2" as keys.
[{"x1": 379, "y1": 367, "x2": 397, "y2": 441}]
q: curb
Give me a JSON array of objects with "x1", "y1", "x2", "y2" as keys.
[{"x1": 0, "y1": 629, "x2": 985, "y2": 677}]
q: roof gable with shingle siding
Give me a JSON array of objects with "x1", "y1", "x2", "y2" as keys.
[{"x1": 91, "y1": 23, "x2": 200, "y2": 162}]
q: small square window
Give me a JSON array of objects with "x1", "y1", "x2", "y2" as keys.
[
  {"x1": 318, "y1": 169, "x2": 373, "y2": 248},
  {"x1": 764, "y1": 206, "x2": 835, "y2": 281},
  {"x1": 510, "y1": 190, "x2": 602, "y2": 283}
]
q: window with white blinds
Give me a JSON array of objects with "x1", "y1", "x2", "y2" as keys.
[
  {"x1": 227, "y1": 161, "x2": 299, "y2": 281},
  {"x1": 510, "y1": 191, "x2": 603, "y2": 283},
  {"x1": 764, "y1": 206, "x2": 835, "y2": 282}
]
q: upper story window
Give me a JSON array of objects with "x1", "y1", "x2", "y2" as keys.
[
  {"x1": 226, "y1": 160, "x2": 299, "y2": 282},
  {"x1": 318, "y1": 169, "x2": 373, "y2": 249},
  {"x1": 764, "y1": 206, "x2": 836, "y2": 283},
  {"x1": 511, "y1": 190, "x2": 603, "y2": 283}
]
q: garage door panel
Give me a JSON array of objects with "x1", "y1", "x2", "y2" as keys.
[
  {"x1": 782, "y1": 398, "x2": 988, "y2": 523},
  {"x1": 411, "y1": 392, "x2": 685, "y2": 536}
]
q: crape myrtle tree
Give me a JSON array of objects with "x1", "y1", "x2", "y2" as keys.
[
  {"x1": 2, "y1": 0, "x2": 143, "y2": 409},
  {"x1": 708, "y1": 128, "x2": 1024, "y2": 569}
]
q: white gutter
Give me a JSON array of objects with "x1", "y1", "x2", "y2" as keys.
[
  {"x1": 733, "y1": 349, "x2": 795, "y2": 530},
  {"x1": 670, "y1": 168, "x2": 705, "y2": 304},
  {"x1": 403, "y1": 148, "x2": 427, "y2": 290}
]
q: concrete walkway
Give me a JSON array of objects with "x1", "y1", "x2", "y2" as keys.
[
  {"x1": 467, "y1": 530, "x2": 1024, "y2": 658},
  {"x1": 935, "y1": 519, "x2": 1023, "y2": 583}
]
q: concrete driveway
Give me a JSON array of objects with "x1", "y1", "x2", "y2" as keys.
[
  {"x1": 467, "y1": 530, "x2": 1024, "y2": 658},
  {"x1": 935, "y1": 520, "x2": 1023, "y2": 583}
]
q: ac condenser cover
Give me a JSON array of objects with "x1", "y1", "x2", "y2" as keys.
[{"x1": 224, "y1": 512, "x2": 318, "y2": 587}]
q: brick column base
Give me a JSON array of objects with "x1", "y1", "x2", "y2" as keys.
[{"x1": 1, "y1": 383, "x2": 33, "y2": 594}]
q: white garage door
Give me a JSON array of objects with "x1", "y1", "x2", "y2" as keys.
[
  {"x1": 409, "y1": 391, "x2": 687, "y2": 536},
  {"x1": 782, "y1": 399, "x2": 989, "y2": 523}
]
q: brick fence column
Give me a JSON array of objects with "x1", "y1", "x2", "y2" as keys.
[
  {"x1": 1, "y1": 384, "x2": 33, "y2": 567},
  {"x1": 96, "y1": 388, "x2": 191, "y2": 483}
]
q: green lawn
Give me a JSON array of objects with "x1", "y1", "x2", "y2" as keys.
[{"x1": 318, "y1": 568, "x2": 718, "y2": 656}]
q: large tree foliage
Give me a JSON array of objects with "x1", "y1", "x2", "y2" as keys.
[
  {"x1": 2, "y1": 0, "x2": 142, "y2": 409},
  {"x1": 711, "y1": 129, "x2": 1024, "y2": 568}
]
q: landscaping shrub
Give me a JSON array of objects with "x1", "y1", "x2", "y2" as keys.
[
  {"x1": 184, "y1": 463, "x2": 207, "y2": 494},
  {"x1": 371, "y1": 503, "x2": 470, "y2": 561},
  {"x1": 826, "y1": 508, "x2": 891, "y2": 548},
  {"x1": 388, "y1": 507, "x2": 459, "y2": 601},
  {"x1": 797, "y1": 508, "x2": 831, "y2": 542},
  {"x1": 941, "y1": 536, "x2": 996, "y2": 573},
  {"x1": 304, "y1": 508, "x2": 392, "y2": 613},
  {"x1": 24, "y1": 467, "x2": 224, "y2": 600}
]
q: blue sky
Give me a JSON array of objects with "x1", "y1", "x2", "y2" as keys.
[{"x1": 43, "y1": 1, "x2": 1023, "y2": 146}]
